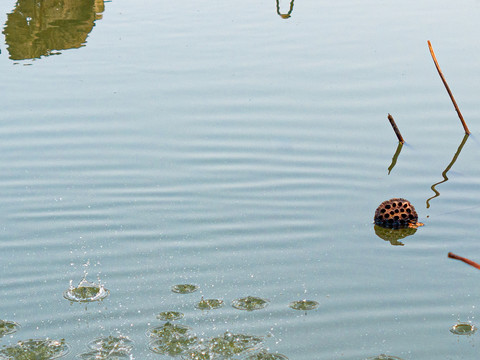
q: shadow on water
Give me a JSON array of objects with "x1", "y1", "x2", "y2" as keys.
[
  {"x1": 374, "y1": 224, "x2": 417, "y2": 246},
  {"x1": 2, "y1": 0, "x2": 105, "y2": 60},
  {"x1": 426, "y1": 133, "x2": 469, "y2": 209},
  {"x1": 387, "y1": 142, "x2": 403, "y2": 175},
  {"x1": 276, "y1": 0, "x2": 294, "y2": 19}
]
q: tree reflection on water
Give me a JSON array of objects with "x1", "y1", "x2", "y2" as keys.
[{"x1": 2, "y1": 0, "x2": 105, "y2": 60}]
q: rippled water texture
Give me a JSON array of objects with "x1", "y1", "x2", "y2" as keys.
[{"x1": 2, "y1": 0, "x2": 480, "y2": 359}]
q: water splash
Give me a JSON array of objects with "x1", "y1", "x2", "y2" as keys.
[
  {"x1": 232, "y1": 296, "x2": 269, "y2": 311},
  {"x1": 195, "y1": 297, "x2": 224, "y2": 310},
  {"x1": 209, "y1": 332, "x2": 263, "y2": 357},
  {"x1": 147, "y1": 322, "x2": 197, "y2": 357},
  {"x1": 88, "y1": 335, "x2": 134, "y2": 352},
  {"x1": 246, "y1": 349, "x2": 289, "y2": 359},
  {"x1": 0, "y1": 320, "x2": 20, "y2": 338},
  {"x1": 0, "y1": 339, "x2": 69, "y2": 360},
  {"x1": 450, "y1": 322, "x2": 476, "y2": 335},
  {"x1": 288, "y1": 300, "x2": 319, "y2": 311},
  {"x1": 63, "y1": 276, "x2": 109, "y2": 303},
  {"x1": 77, "y1": 335, "x2": 134, "y2": 360},
  {"x1": 146, "y1": 322, "x2": 192, "y2": 339},
  {"x1": 157, "y1": 311, "x2": 184, "y2": 321},
  {"x1": 171, "y1": 284, "x2": 199, "y2": 294}
]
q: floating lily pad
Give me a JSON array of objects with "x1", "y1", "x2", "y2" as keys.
[
  {"x1": 0, "y1": 339, "x2": 69, "y2": 360},
  {"x1": 288, "y1": 300, "x2": 319, "y2": 311},
  {"x1": 0, "y1": 320, "x2": 20, "y2": 338},
  {"x1": 157, "y1": 311, "x2": 184, "y2": 321},
  {"x1": 63, "y1": 278, "x2": 109, "y2": 303},
  {"x1": 232, "y1": 296, "x2": 269, "y2": 311},
  {"x1": 209, "y1": 332, "x2": 263, "y2": 357},
  {"x1": 172, "y1": 284, "x2": 199, "y2": 294},
  {"x1": 195, "y1": 298, "x2": 224, "y2": 310},
  {"x1": 450, "y1": 322, "x2": 476, "y2": 335}
]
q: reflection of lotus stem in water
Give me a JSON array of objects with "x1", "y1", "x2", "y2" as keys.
[
  {"x1": 276, "y1": 0, "x2": 295, "y2": 19},
  {"x1": 426, "y1": 133, "x2": 469, "y2": 208},
  {"x1": 387, "y1": 142, "x2": 403, "y2": 175}
]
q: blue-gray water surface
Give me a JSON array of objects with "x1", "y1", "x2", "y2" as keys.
[{"x1": 2, "y1": 0, "x2": 480, "y2": 359}]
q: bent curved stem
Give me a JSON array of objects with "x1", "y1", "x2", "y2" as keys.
[
  {"x1": 388, "y1": 142, "x2": 403, "y2": 175},
  {"x1": 426, "y1": 133, "x2": 469, "y2": 208}
]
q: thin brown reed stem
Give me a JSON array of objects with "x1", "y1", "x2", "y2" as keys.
[
  {"x1": 387, "y1": 113, "x2": 404, "y2": 144},
  {"x1": 427, "y1": 41, "x2": 470, "y2": 135},
  {"x1": 448, "y1": 252, "x2": 480, "y2": 270}
]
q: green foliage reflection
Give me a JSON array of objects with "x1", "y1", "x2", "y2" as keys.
[{"x1": 2, "y1": 0, "x2": 105, "y2": 60}]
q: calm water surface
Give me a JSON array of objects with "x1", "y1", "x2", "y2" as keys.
[{"x1": 2, "y1": 0, "x2": 480, "y2": 359}]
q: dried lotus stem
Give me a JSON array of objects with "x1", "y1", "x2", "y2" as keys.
[
  {"x1": 427, "y1": 41, "x2": 470, "y2": 135},
  {"x1": 448, "y1": 252, "x2": 480, "y2": 270},
  {"x1": 387, "y1": 114, "x2": 404, "y2": 144}
]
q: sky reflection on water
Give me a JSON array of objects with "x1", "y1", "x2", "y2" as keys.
[{"x1": 2, "y1": 0, "x2": 480, "y2": 359}]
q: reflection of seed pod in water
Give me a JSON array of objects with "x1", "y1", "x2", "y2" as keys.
[
  {"x1": 374, "y1": 198, "x2": 418, "y2": 229},
  {"x1": 374, "y1": 225, "x2": 417, "y2": 246}
]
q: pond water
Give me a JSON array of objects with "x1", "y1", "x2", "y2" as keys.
[{"x1": 1, "y1": 0, "x2": 480, "y2": 359}]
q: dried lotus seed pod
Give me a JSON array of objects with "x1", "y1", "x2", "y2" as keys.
[{"x1": 374, "y1": 198, "x2": 418, "y2": 229}]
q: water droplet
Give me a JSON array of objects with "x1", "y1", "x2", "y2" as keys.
[
  {"x1": 63, "y1": 277, "x2": 109, "y2": 302},
  {"x1": 0, "y1": 320, "x2": 20, "y2": 338},
  {"x1": 195, "y1": 298, "x2": 224, "y2": 310},
  {"x1": 87, "y1": 335, "x2": 134, "y2": 352},
  {"x1": 147, "y1": 336, "x2": 198, "y2": 357},
  {"x1": 209, "y1": 332, "x2": 263, "y2": 357},
  {"x1": 367, "y1": 355, "x2": 404, "y2": 360},
  {"x1": 450, "y1": 322, "x2": 476, "y2": 335},
  {"x1": 0, "y1": 339, "x2": 69, "y2": 359},
  {"x1": 246, "y1": 349, "x2": 289, "y2": 359},
  {"x1": 232, "y1": 296, "x2": 269, "y2": 311},
  {"x1": 182, "y1": 347, "x2": 213, "y2": 359},
  {"x1": 172, "y1": 284, "x2": 199, "y2": 294},
  {"x1": 146, "y1": 322, "x2": 198, "y2": 357},
  {"x1": 146, "y1": 322, "x2": 192, "y2": 339},
  {"x1": 288, "y1": 300, "x2": 319, "y2": 311},
  {"x1": 77, "y1": 350, "x2": 132, "y2": 360},
  {"x1": 157, "y1": 311, "x2": 184, "y2": 321}
]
